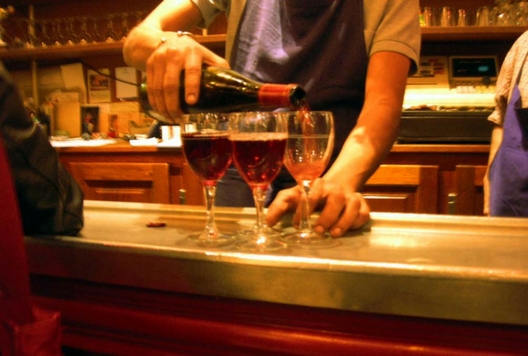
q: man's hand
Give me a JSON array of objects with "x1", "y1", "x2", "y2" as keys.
[
  {"x1": 146, "y1": 34, "x2": 228, "y2": 122},
  {"x1": 266, "y1": 178, "x2": 370, "y2": 237}
]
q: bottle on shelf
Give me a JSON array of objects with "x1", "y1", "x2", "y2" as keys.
[{"x1": 139, "y1": 66, "x2": 307, "y2": 122}]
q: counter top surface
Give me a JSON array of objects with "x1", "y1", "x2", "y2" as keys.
[
  {"x1": 26, "y1": 200, "x2": 528, "y2": 327},
  {"x1": 53, "y1": 139, "x2": 490, "y2": 154}
]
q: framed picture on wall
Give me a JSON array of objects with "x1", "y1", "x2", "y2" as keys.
[{"x1": 81, "y1": 105, "x2": 99, "y2": 135}]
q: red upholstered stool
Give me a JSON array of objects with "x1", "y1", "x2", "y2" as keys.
[
  {"x1": 0, "y1": 132, "x2": 61, "y2": 355},
  {"x1": 0, "y1": 132, "x2": 32, "y2": 322}
]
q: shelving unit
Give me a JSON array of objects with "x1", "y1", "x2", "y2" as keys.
[
  {"x1": 0, "y1": 34, "x2": 227, "y2": 61},
  {"x1": 0, "y1": 27, "x2": 521, "y2": 97},
  {"x1": 0, "y1": 27, "x2": 525, "y2": 63},
  {"x1": 421, "y1": 26, "x2": 527, "y2": 42}
]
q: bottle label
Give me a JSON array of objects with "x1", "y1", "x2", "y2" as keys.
[{"x1": 258, "y1": 84, "x2": 296, "y2": 108}]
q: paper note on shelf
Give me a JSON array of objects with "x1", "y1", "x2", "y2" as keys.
[
  {"x1": 50, "y1": 139, "x2": 117, "y2": 147},
  {"x1": 54, "y1": 101, "x2": 81, "y2": 137},
  {"x1": 129, "y1": 138, "x2": 159, "y2": 146},
  {"x1": 87, "y1": 68, "x2": 111, "y2": 103},
  {"x1": 115, "y1": 67, "x2": 138, "y2": 99},
  {"x1": 60, "y1": 63, "x2": 87, "y2": 102},
  {"x1": 157, "y1": 139, "x2": 182, "y2": 148}
]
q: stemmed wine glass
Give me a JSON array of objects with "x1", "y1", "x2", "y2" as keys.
[
  {"x1": 104, "y1": 14, "x2": 119, "y2": 42},
  {"x1": 37, "y1": 19, "x2": 54, "y2": 47},
  {"x1": 51, "y1": 18, "x2": 66, "y2": 46},
  {"x1": 279, "y1": 111, "x2": 338, "y2": 248},
  {"x1": 78, "y1": 16, "x2": 94, "y2": 44},
  {"x1": 228, "y1": 111, "x2": 288, "y2": 252},
  {"x1": 180, "y1": 113, "x2": 236, "y2": 248}
]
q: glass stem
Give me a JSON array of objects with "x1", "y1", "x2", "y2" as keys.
[
  {"x1": 298, "y1": 181, "x2": 312, "y2": 232},
  {"x1": 252, "y1": 186, "x2": 267, "y2": 232},
  {"x1": 202, "y1": 184, "x2": 219, "y2": 238}
]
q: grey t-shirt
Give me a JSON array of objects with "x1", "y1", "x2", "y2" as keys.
[
  {"x1": 191, "y1": 0, "x2": 420, "y2": 74},
  {"x1": 230, "y1": 0, "x2": 367, "y2": 152}
]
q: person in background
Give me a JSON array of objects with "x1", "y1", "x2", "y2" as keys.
[
  {"x1": 0, "y1": 62, "x2": 84, "y2": 236},
  {"x1": 123, "y1": 0, "x2": 420, "y2": 236},
  {"x1": 484, "y1": 30, "x2": 528, "y2": 217}
]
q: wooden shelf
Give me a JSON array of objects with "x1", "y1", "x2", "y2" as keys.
[
  {"x1": 0, "y1": 41, "x2": 124, "y2": 61},
  {"x1": 0, "y1": 34, "x2": 227, "y2": 62},
  {"x1": 0, "y1": 28, "x2": 523, "y2": 62},
  {"x1": 421, "y1": 26, "x2": 528, "y2": 42}
]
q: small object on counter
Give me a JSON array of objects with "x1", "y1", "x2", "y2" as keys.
[
  {"x1": 121, "y1": 133, "x2": 137, "y2": 141},
  {"x1": 405, "y1": 104, "x2": 437, "y2": 111},
  {"x1": 146, "y1": 220, "x2": 166, "y2": 228},
  {"x1": 129, "y1": 137, "x2": 159, "y2": 146}
]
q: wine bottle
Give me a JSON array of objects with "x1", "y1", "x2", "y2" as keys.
[{"x1": 140, "y1": 66, "x2": 307, "y2": 122}]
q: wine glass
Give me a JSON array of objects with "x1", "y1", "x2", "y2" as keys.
[
  {"x1": 228, "y1": 111, "x2": 288, "y2": 252},
  {"x1": 65, "y1": 17, "x2": 81, "y2": 45},
  {"x1": 51, "y1": 18, "x2": 66, "y2": 46},
  {"x1": 279, "y1": 111, "x2": 338, "y2": 248},
  {"x1": 104, "y1": 13, "x2": 119, "y2": 42},
  {"x1": 91, "y1": 16, "x2": 105, "y2": 43},
  {"x1": 78, "y1": 16, "x2": 94, "y2": 44},
  {"x1": 180, "y1": 113, "x2": 236, "y2": 248},
  {"x1": 492, "y1": 0, "x2": 514, "y2": 26},
  {"x1": 37, "y1": 19, "x2": 54, "y2": 47},
  {"x1": 119, "y1": 12, "x2": 130, "y2": 40}
]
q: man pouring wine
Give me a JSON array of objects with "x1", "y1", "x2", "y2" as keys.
[{"x1": 123, "y1": 0, "x2": 421, "y2": 237}]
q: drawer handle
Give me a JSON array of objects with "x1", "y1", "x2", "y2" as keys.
[
  {"x1": 447, "y1": 193, "x2": 457, "y2": 214},
  {"x1": 179, "y1": 189, "x2": 186, "y2": 205}
]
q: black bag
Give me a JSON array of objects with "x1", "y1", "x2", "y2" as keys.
[{"x1": 0, "y1": 63, "x2": 83, "y2": 236}]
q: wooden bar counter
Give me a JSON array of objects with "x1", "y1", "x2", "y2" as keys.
[
  {"x1": 55, "y1": 140, "x2": 491, "y2": 215},
  {"x1": 27, "y1": 200, "x2": 528, "y2": 355}
]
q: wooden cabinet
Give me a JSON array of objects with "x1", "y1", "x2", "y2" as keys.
[
  {"x1": 57, "y1": 142, "x2": 203, "y2": 206},
  {"x1": 363, "y1": 148, "x2": 489, "y2": 216},
  {"x1": 56, "y1": 143, "x2": 489, "y2": 216},
  {"x1": 69, "y1": 161, "x2": 170, "y2": 204},
  {"x1": 363, "y1": 164, "x2": 439, "y2": 214},
  {"x1": 382, "y1": 144, "x2": 490, "y2": 215},
  {"x1": 452, "y1": 165, "x2": 487, "y2": 215}
]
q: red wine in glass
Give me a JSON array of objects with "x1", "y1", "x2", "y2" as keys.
[
  {"x1": 228, "y1": 112, "x2": 288, "y2": 252},
  {"x1": 181, "y1": 113, "x2": 235, "y2": 248},
  {"x1": 284, "y1": 144, "x2": 328, "y2": 181},
  {"x1": 182, "y1": 132, "x2": 232, "y2": 186},
  {"x1": 280, "y1": 110, "x2": 339, "y2": 249},
  {"x1": 231, "y1": 133, "x2": 287, "y2": 190}
]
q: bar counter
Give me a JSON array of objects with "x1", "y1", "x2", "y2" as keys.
[
  {"x1": 27, "y1": 201, "x2": 528, "y2": 355},
  {"x1": 56, "y1": 142, "x2": 491, "y2": 213}
]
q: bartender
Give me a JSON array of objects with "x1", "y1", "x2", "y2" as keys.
[
  {"x1": 123, "y1": 0, "x2": 420, "y2": 237},
  {"x1": 485, "y1": 30, "x2": 528, "y2": 217}
]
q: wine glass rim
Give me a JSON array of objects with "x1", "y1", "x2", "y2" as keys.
[
  {"x1": 181, "y1": 112, "x2": 229, "y2": 123},
  {"x1": 221, "y1": 110, "x2": 279, "y2": 115},
  {"x1": 281, "y1": 110, "x2": 333, "y2": 113},
  {"x1": 221, "y1": 110, "x2": 333, "y2": 114},
  {"x1": 181, "y1": 112, "x2": 225, "y2": 118}
]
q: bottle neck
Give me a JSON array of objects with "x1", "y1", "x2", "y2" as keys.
[{"x1": 258, "y1": 84, "x2": 305, "y2": 109}]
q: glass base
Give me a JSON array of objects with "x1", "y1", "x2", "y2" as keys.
[
  {"x1": 280, "y1": 230, "x2": 341, "y2": 249},
  {"x1": 187, "y1": 233, "x2": 236, "y2": 248},
  {"x1": 236, "y1": 237, "x2": 288, "y2": 253},
  {"x1": 236, "y1": 225, "x2": 282, "y2": 239},
  {"x1": 235, "y1": 224, "x2": 288, "y2": 252}
]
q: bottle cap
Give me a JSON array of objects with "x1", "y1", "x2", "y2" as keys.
[{"x1": 259, "y1": 84, "x2": 307, "y2": 109}]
